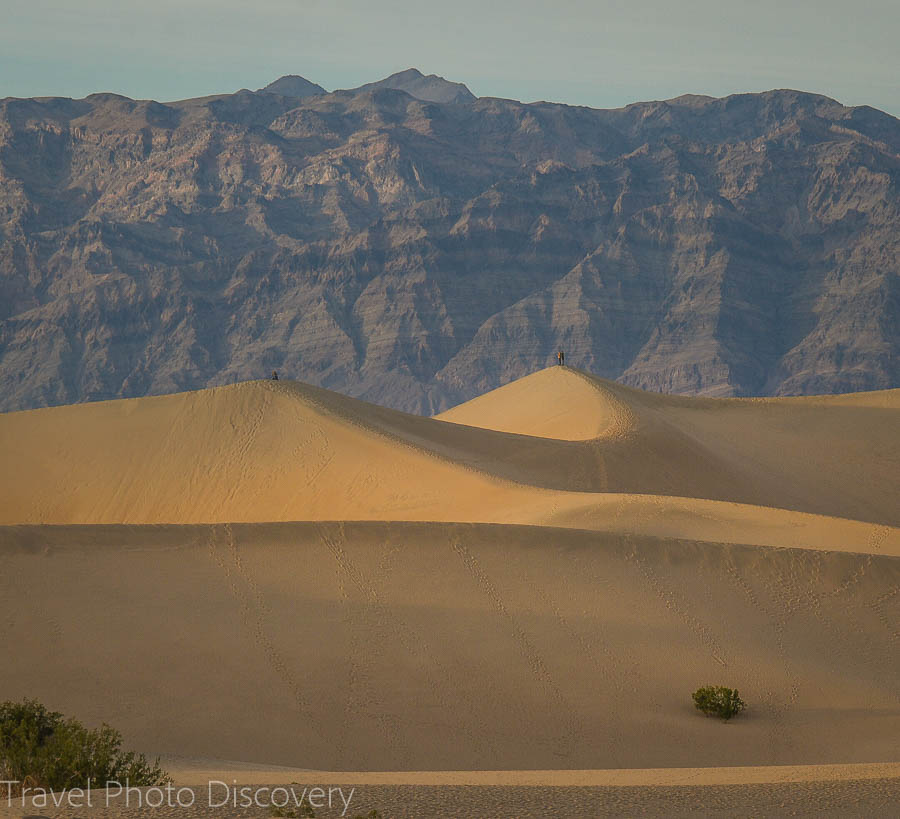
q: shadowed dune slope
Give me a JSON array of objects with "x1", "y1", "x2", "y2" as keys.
[
  {"x1": 1, "y1": 522, "x2": 897, "y2": 770},
  {"x1": 0, "y1": 368, "x2": 898, "y2": 531}
]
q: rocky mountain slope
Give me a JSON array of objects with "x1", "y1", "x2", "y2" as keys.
[{"x1": 0, "y1": 72, "x2": 897, "y2": 413}]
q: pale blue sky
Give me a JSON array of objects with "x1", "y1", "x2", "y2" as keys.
[{"x1": 1, "y1": 0, "x2": 898, "y2": 115}]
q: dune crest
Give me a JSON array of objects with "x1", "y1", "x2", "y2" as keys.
[
  {"x1": 435, "y1": 366, "x2": 637, "y2": 440},
  {"x1": 1, "y1": 368, "x2": 897, "y2": 530}
]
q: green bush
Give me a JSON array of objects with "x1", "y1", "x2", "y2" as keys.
[
  {"x1": 692, "y1": 686, "x2": 746, "y2": 721},
  {"x1": 0, "y1": 699, "x2": 170, "y2": 796}
]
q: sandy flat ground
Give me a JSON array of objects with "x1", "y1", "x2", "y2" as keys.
[
  {"x1": 3, "y1": 761, "x2": 900, "y2": 817},
  {"x1": 3, "y1": 772, "x2": 900, "y2": 818},
  {"x1": 1, "y1": 521, "x2": 897, "y2": 770},
  {"x1": 0, "y1": 367, "x2": 898, "y2": 815},
  {"x1": 161, "y1": 759, "x2": 900, "y2": 786}
]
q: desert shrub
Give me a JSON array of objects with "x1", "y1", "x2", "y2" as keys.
[
  {"x1": 692, "y1": 686, "x2": 746, "y2": 720},
  {"x1": 0, "y1": 699, "x2": 170, "y2": 797},
  {"x1": 270, "y1": 804, "x2": 315, "y2": 818}
]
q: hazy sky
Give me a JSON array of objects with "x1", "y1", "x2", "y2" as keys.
[{"x1": 2, "y1": 0, "x2": 898, "y2": 115}]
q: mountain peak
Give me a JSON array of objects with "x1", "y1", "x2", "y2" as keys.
[
  {"x1": 387, "y1": 68, "x2": 424, "y2": 81},
  {"x1": 259, "y1": 75, "x2": 327, "y2": 98},
  {"x1": 348, "y1": 68, "x2": 476, "y2": 105}
]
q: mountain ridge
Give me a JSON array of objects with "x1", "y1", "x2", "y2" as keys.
[
  {"x1": 343, "y1": 67, "x2": 477, "y2": 104},
  {"x1": 259, "y1": 75, "x2": 327, "y2": 98},
  {"x1": 0, "y1": 79, "x2": 897, "y2": 414}
]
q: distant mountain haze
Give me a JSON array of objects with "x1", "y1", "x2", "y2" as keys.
[{"x1": 0, "y1": 70, "x2": 897, "y2": 414}]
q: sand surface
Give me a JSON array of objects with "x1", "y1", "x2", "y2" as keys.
[
  {"x1": 5, "y1": 782, "x2": 900, "y2": 818},
  {"x1": 1, "y1": 521, "x2": 897, "y2": 771},
  {"x1": 1, "y1": 367, "x2": 898, "y2": 813},
  {"x1": 159, "y1": 759, "x2": 900, "y2": 786},
  {"x1": 3, "y1": 765, "x2": 900, "y2": 818}
]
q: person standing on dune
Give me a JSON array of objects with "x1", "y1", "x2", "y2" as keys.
[
  {"x1": 271, "y1": 370, "x2": 279, "y2": 381},
  {"x1": 557, "y1": 350, "x2": 565, "y2": 366}
]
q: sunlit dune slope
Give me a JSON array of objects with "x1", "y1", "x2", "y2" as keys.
[
  {"x1": 0, "y1": 378, "x2": 514, "y2": 526},
  {"x1": 435, "y1": 366, "x2": 632, "y2": 440},
  {"x1": 1, "y1": 521, "x2": 897, "y2": 770},
  {"x1": 0, "y1": 368, "x2": 897, "y2": 530}
]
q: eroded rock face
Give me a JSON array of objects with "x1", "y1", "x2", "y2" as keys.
[{"x1": 0, "y1": 84, "x2": 897, "y2": 413}]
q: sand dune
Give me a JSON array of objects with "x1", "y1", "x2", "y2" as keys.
[
  {"x1": 1, "y1": 368, "x2": 897, "y2": 531},
  {"x1": 1, "y1": 522, "x2": 898, "y2": 771},
  {"x1": 435, "y1": 366, "x2": 633, "y2": 440},
  {"x1": 440, "y1": 368, "x2": 900, "y2": 526},
  {"x1": 1, "y1": 367, "x2": 898, "y2": 789}
]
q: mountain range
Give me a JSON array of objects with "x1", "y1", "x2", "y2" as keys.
[{"x1": 0, "y1": 69, "x2": 897, "y2": 413}]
